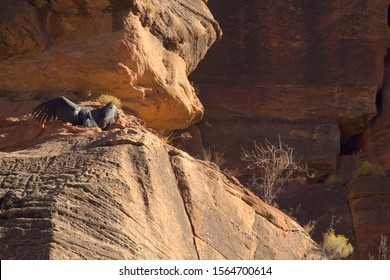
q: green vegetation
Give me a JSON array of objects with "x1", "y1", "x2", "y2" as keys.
[
  {"x1": 321, "y1": 228, "x2": 354, "y2": 259},
  {"x1": 95, "y1": 94, "x2": 122, "y2": 109},
  {"x1": 355, "y1": 160, "x2": 385, "y2": 177},
  {"x1": 160, "y1": 131, "x2": 175, "y2": 144}
]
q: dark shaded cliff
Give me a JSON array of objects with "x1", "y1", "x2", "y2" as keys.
[
  {"x1": 191, "y1": 0, "x2": 390, "y2": 258},
  {"x1": 191, "y1": 0, "x2": 388, "y2": 172}
]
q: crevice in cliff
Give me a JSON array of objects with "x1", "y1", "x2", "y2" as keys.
[
  {"x1": 340, "y1": 134, "x2": 359, "y2": 156},
  {"x1": 340, "y1": 87, "x2": 384, "y2": 156},
  {"x1": 375, "y1": 88, "x2": 384, "y2": 115},
  {"x1": 345, "y1": 185, "x2": 360, "y2": 258},
  {"x1": 388, "y1": 3, "x2": 390, "y2": 27},
  {"x1": 168, "y1": 151, "x2": 201, "y2": 260},
  {"x1": 340, "y1": 44, "x2": 389, "y2": 157}
]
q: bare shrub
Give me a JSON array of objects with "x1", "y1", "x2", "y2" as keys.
[
  {"x1": 378, "y1": 235, "x2": 389, "y2": 260},
  {"x1": 205, "y1": 148, "x2": 226, "y2": 168},
  {"x1": 240, "y1": 138, "x2": 314, "y2": 204},
  {"x1": 223, "y1": 168, "x2": 243, "y2": 178},
  {"x1": 159, "y1": 130, "x2": 192, "y2": 145},
  {"x1": 303, "y1": 220, "x2": 317, "y2": 236}
]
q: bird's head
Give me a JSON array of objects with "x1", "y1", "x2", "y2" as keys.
[{"x1": 102, "y1": 101, "x2": 117, "y2": 111}]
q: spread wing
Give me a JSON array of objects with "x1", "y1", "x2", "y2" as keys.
[
  {"x1": 92, "y1": 101, "x2": 118, "y2": 130},
  {"x1": 32, "y1": 96, "x2": 81, "y2": 125}
]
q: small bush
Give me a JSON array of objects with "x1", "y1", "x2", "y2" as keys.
[
  {"x1": 96, "y1": 94, "x2": 122, "y2": 109},
  {"x1": 241, "y1": 138, "x2": 314, "y2": 204},
  {"x1": 355, "y1": 160, "x2": 385, "y2": 177},
  {"x1": 321, "y1": 229, "x2": 354, "y2": 259},
  {"x1": 160, "y1": 132, "x2": 174, "y2": 144}
]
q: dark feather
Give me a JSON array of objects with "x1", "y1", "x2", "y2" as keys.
[
  {"x1": 92, "y1": 101, "x2": 118, "y2": 130},
  {"x1": 33, "y1": 96, "x2": 82, "y2": 125},
  {"x1": 33, "y1": 96, "x2": 118, "y2": 130}
]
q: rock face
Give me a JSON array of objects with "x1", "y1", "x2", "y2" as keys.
[
  {"x1": 0, "y1": 0, "x2": 221, "y2": 129},
  {"x1": 0, "y1": 120, "x2": 322, "y2": 260},
  {"x1": 191, "y1": 0, "x2": 388, "y2": 172},
  {"x1": 276, "y1": 183, "x2": 357, "y2": 256},
  {"x1": 2, "y1": 0, "x2": 389, "y2": 261},
  {"x1": 347, "y1": 177, "x2": 390, "y2": 258},
  {"x1": 187, "y1": 0, "x2": 390, "y2": 259},
  {"x1": 360, "y1": 52, "x2": 390, "y2": 171},
  {"x1": 0, "y1": 0, "x2": 322, "y2": 261}
]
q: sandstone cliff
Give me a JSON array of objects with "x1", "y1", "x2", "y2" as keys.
[
  {"x1": 190, "y1": 0, "x2": 390, "y2": 259},
  {"x1": 1, "y1": 0, "x2": 389, "y2": 260},
  {"x1": 0, "y1": 116, "x2": 322, "y2": 260},
  {"x1": 192, "y1": 0, "x2": 388, "y2": 172},
  {"x1": 0, "y1": 0, "x2": 221, "y2": 129},
  {"x1": 0, "y1": 0, "x2": 324, "y2": 260}
]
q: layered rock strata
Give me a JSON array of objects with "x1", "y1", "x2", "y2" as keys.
[{"x1": 0, "y1": 120, "x2": 322, "y2": 260}]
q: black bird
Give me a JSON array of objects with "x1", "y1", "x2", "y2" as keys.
[{"x1": 32, "y1": 96, "x2": 118, "y2": 130}]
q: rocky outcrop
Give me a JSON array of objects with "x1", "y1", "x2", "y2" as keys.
[
  {"x1": 0, "y1": 0, "x2": 221, "y2": 129},
  {"x1": 191, "y1": 0, "x2": 388, "y2": 172},
  {"x1": 0, "y1": 118, "x2": 322, "y2": 260}
]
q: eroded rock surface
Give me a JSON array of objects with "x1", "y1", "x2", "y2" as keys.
[
  {"x1": 0, "y1": 120, "x2": 322, "y2": 260},
  {"x1": 0, "y1": 0, "x2": 221, "y2": 129}
]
